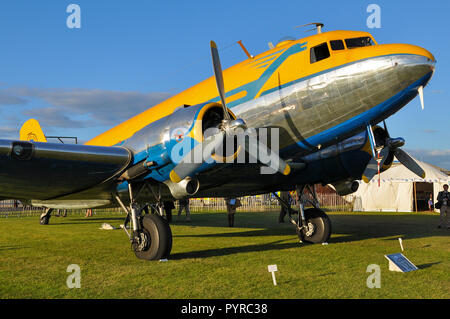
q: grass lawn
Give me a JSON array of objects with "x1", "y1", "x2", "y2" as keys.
[{"x1": 0, "y1": 210, "x2": 448, "y2": 299}]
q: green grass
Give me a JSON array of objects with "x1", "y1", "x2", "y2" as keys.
[{"x1": 0, "y1": 211, "x2": 448, "y2": 299}]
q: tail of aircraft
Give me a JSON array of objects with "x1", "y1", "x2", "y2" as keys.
[{"x1": 19, "y1": 119, "x2": 47, "y2": 142}]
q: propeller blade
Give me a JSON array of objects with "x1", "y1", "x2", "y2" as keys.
[
  {"x1": 170, "y1": 41, "x2": 291, "y2": 181},
  {"x1": 362, "y1": 147, "x2": 390, "y2": 183},
  {"x1": 394, "y1": 148, "x2": 426, "y2": 179},
  {"x1": 169, "y1": 130, "x2": 225, "y2": 183},
  {"x1": 383, "y1": 120, "x2": 390, "y2": 137},
  {"x1": 210, "y1": 41, "x2": 230, "y2": 121}
]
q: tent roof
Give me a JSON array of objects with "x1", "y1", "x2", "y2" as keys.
[{"x1": 366, "y1": 156, "x2": 450, "y2": 183}]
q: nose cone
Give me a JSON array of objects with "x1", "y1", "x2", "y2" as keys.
[
  {"x1": 403, "y1": 44, "x2": 435, "y2": 62},
  {"x1": 374, "y1": 43, "x2": 436, "y2": 88},
  {"x1": 394, "y1": 53, "x2": 435, "y2": 89}
]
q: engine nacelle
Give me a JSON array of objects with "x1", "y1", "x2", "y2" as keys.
[{"x1": 121, "y1": 102, "x2": 229, "y2": 179}]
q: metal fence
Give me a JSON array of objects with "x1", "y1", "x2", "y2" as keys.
[
  {"x1": 175, "y1": 193, "x2": 354, "y2": 213},
  {"x1": 0, "y1": 193, "x2": 355, "y2": 217},
  {"x1": 0, "y1": 200, "x2": 122, "y2": 218}
]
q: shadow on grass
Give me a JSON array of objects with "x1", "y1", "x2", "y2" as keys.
[
  {"x1": 33, "y1": 212, "x2": 444, "y2": 259},
  {"x1": 170, "y1": 239, "x2": 299, "y2": 260},
  {"x1": 172, "y1": 212, "x2": 443, "y2": 245},
  {"x1": 417, "y1": 262, "x2": 441, "y2": 269},
  {"x1": 173, "y1": 228, "x2": 296, "y2": 238},
  {"x1": 0, "y1": 245, "x2": 30, "y2": 251},
  {"x1": 45, "y1": 217, "x2": 126, "y2": 226}
]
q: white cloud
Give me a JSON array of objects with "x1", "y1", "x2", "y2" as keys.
[
  {"x1": 0, "y1": 126, "x2": 19, "y2": 139},
  {"x1": 0, "y1": 86, "x2": 172, "y2": 127}
]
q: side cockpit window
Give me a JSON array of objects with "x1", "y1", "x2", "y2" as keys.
[
  {"x1": 345, "y1": 37, "x2": 374, "y2": 49},
  {"x1": 310, "y1": 42, "x2": 330, "y2": 63},
  {"x1": 330, "y1": 40, "x2": 345, "y2": 51}
]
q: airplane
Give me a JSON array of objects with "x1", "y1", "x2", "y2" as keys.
[{"x1": 0, "y1": 24, "x2": 435, "y2": 260}]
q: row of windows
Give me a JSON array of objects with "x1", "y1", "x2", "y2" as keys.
[{"x1": 310, "y1": 37, "x2": 374, "y2": 63}]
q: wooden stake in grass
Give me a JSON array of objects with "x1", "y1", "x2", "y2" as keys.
[
  {"x1": 268, "y1": 265, "x2": 278, "y2": 286},
  {"x1": 398, "y1": 238, "x2": 404, "y2": 252}
]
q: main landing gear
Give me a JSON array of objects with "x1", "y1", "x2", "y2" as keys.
[
  {"x1": 39, "y1": 208, "x2": 53, "y2": 225},
  {"x1": 274, "y1": 184, "x2": 331, "y2": 244},
  {"x1": 114, "y1": 183, "x2": 172, "y2": 261}
]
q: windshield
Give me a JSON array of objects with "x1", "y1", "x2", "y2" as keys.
[{"x1": 345, "y1": 37, "x2": 374, "y2": 49}]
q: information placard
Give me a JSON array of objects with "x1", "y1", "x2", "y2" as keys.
[{"x1": 384, "y1": 253, "x2": 418, "y2": 272}]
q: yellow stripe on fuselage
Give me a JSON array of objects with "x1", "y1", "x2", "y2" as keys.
[{"x1": 85, "y1": 30, "x2": 434, "y2": 147}]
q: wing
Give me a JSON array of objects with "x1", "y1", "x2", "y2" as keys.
[{"x1": 0, "y1": 139, "x2": 131, "y2": 200}]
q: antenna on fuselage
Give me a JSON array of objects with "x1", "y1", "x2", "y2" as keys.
[
  {"x1": 237, "y1": 40, "x2": 253, "y2": 59},
  {"x1": 295, "y1": 22, "x2": 324, "y2": 34}
]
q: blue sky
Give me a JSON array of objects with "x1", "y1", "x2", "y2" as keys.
[{"x1": 0, "y1": 0, "x2": 449, "y2": 168}]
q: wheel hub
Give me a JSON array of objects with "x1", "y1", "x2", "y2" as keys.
[
  {"x1": 132, "y1": 230, "x2": 150, "y2": 252},
  {"x1": 305, "y1": 222, "x2": 315, "y2": 237}
]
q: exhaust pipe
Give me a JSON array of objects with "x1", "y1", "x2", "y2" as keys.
[
  {"x1": 163, "y1": 177, "x2": 200, "y2": 199},
  {"x1": 332, "y1": 180, "x2": 359, "y2": 196}
]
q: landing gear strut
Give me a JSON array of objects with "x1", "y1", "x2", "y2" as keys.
[
  {"x1": 114, "y1": 182, "x2": 172, "y2": 261},
  {"x1": 274, "y1": 185, "x2": 331, "y2": 244}
]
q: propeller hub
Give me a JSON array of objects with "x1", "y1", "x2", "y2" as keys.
[
  {"x1": 387, "y1": 137, "x2": 405, "y2": 149},
  {"x1": 221, "y1": 118, "x2": 247, "y2": 133}
]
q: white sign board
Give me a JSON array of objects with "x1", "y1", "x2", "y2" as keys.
[
  {"x1": 267, "y1": 264, "x2": 278, "y2": 286},
  {"x1": 268, "y1": 265, "x2": 278, "y2": 272}
]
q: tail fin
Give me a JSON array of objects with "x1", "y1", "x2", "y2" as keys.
[{"x1": 19, "y1": 119, "x2": 47, "y2": 142}]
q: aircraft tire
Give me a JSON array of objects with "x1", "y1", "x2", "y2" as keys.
[
  {"x1": 301, "y1": 208, "x2": 331, "y2": 244},
  {"x1": 134, "y1": 214, "x2": 172, "y2": 261}
]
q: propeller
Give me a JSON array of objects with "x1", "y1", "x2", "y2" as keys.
[
  {"x1": 210, "y1": 41, "x2": 231, "y2": 122},
  {"x1": 169, "y1": 41, "x2": 291, "y2": 183},
  {"x1": 362, "y1": 122, "x2": 425, "y2": 183}
]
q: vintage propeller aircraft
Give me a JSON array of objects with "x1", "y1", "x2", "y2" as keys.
[{"x1": 0, "y1": 24, "x2": 435, "y2": 260}]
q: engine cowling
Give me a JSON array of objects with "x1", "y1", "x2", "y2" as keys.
[{"x1": 121, "y1": 102, "x2": 230, "y2": 197}]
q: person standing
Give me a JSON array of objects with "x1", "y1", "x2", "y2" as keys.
[
  {"x1": 177, "y1": 198, "x2": 191, "y2": 222},
  {"x1": 225, "y1": 197, "x2": 241, "y2": 227},
  {"x1": 278, "y1": 191, "x2": 292, "y2": 223},
  {"x1": 163, "y1": 201, "x2": 175, "y2": 223},
  {"x1": 428, "y1": 193, "x2": 434, "y2": 212},
  {"x1": 436, "y1": 184, "x2": 450, "y2": 229}
]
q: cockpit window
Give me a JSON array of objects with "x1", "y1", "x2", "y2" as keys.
[
  {"x1": 330, "y1": 40, "x2": 345, "y2": 51},
  {"x1": 345, "y1": 37, "x2": 374, "y2": 49},
  {"x1": 310, "y1": 42, "x2": 330, "y2": 63}
]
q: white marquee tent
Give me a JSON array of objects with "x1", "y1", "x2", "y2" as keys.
[{"x1": 351, "y1": 157, "x2": 450, "y2": 212}]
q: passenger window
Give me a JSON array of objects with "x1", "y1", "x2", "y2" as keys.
[
  {"x1": 330, "y1": 40, "x2": 345, "y2": 50},
  {"x1": 345, "y1": 37, "x2": 374, "y2": 49},
  {"x1": 310, "y1": 43, "x2": 330, "y2": 63}
]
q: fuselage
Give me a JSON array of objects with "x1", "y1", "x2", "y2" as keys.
[
  {"x1": 86, "y1": 30, "x2": 435, "y2": 152},
  {"x1": 54, "y1": 29, "x2": 435, "y2": 204}
]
